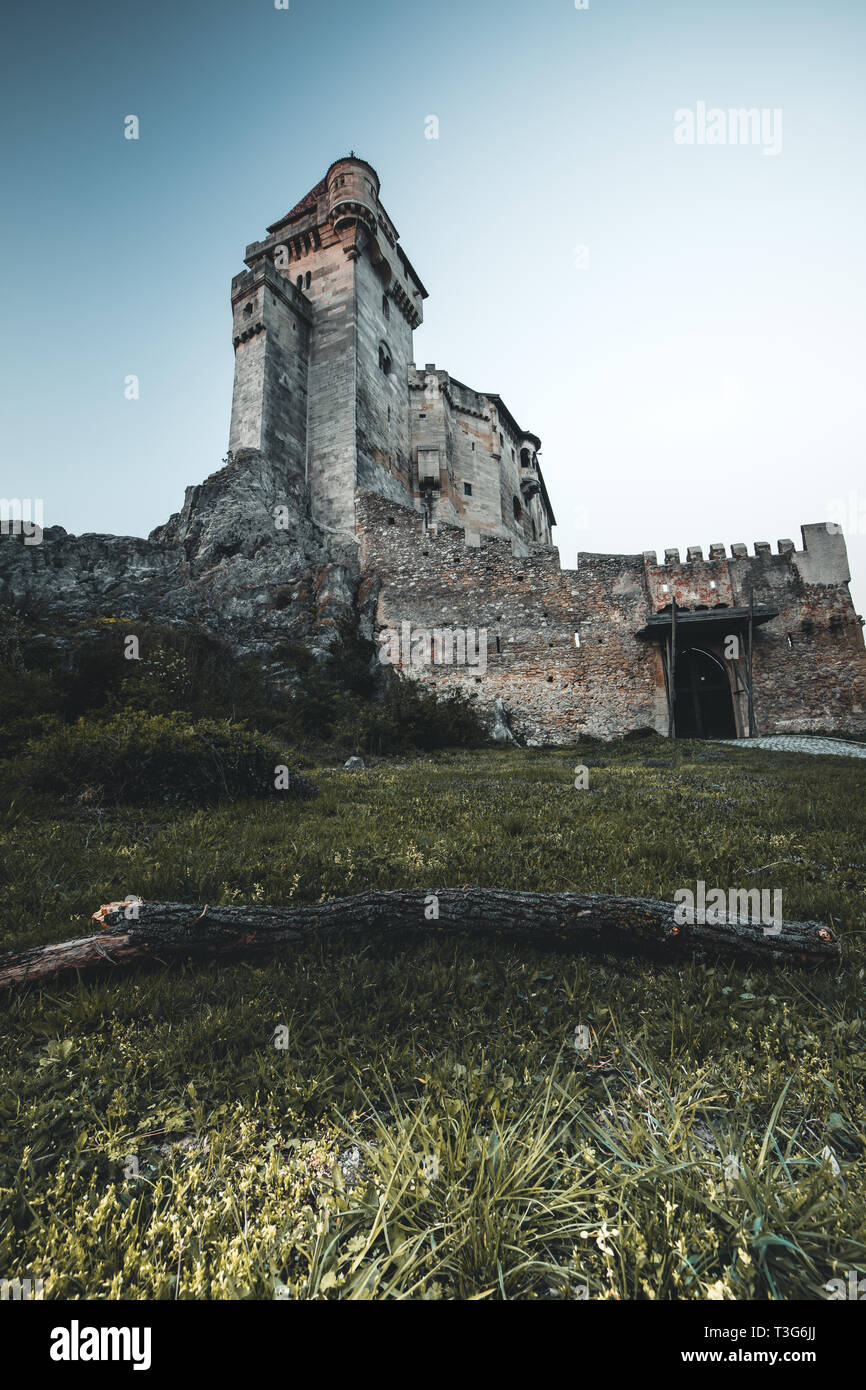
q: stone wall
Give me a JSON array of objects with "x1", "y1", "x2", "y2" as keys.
[
  {"x1": 641, "y1": 526, "x2": 866, "y2": 734},
  {"x1": 357, "y1": 490, "x2": 661, "y2": 743},
  {"x1": 3, "y1": 464, "x2": 864, "y2": 742},
  {"x1": 358, "y1": 491, "x2": 866, "y2": 743},
  {"x1": 407, "y1": 366, "x2": 553, "y2": 546},
  {"x1": 355, "y1": 239, "x2": 417, "y2": 508}
]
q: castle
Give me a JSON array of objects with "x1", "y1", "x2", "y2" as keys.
[
  {"x1": 227, "y1": 155, "x2": 554, "y2": 549},
  {"x1": 2, "y1": 155, "x2": 865, "y2": 742}
]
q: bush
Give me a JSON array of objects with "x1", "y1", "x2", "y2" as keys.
[
  {"x1": 0, "y1": 604, "x2": 63, "y2": 754},
  {"x1": 113, "y1": 625, "x2": 275, "y2": 722},
  {"x1": 335, "y1": 675, "x2": 489, "y2": 755},
  {"x1": 268, "y1": 617, "x2": 489, "y2": 754},
  {"x1": 0, "y1": 604, "x2": 489, "y2": 761},
  {"x1": 0, "y1": 670, "x2": 63, "y2": 756},
  {"x1": 0, "y1": 607, "x2": 280, "y2": 728},
  {"x1": 25, "y1": 712, "x2": 318, "y2": 806}
]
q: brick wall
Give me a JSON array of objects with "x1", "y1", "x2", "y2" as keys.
[
  {"x1": 358, "y1": 491, "x2": 661, "y2": 743},
  {"x1": 358, "y1": 492, "x2": 866, "y2": 742}
]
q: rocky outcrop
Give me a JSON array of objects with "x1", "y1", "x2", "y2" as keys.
[{"x1": 0, "y1": 450, "x2": 360, "y2": 661}]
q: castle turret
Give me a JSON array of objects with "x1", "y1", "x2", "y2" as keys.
[
  {"x1": 326, "y1": 156, "x2": 380, "y2": 244},
  {"x1": 228, "y1": 258, "x2": 312, "y2": 474}
]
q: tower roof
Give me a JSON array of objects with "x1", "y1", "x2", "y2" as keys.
[
  {"x1": 324, "y1": 154, "x2": 380, "y2": 188},
  {"x1": 266, "y1": 155, "x2": 382, "y2": 236},
  {"x1": 266, "y1": 176, "x2": 327, "y2": 234}
]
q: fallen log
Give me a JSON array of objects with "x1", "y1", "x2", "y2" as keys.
[{"x1": 0, "y1": 889, "x2": 841, "y2": 991}]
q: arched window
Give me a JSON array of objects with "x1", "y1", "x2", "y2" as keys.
[
  {"x1": 305, "y1": 271, "x2": 311, "y2": 289},
  {"x1": 513, "y1": 496, "x2": 522, "y2": 521},
  {"x1": 382, "y1": 294, "x2": 390, "y2": 319},
  {"x1": 378, "y1": 343, "x2": 392, "y2": 376},
  {"x1": 296, "y1": 275, "x2": 303, "y2": 289},
  {"x1": 520, "y1": 448, "x2": 530, "y2": 469}
]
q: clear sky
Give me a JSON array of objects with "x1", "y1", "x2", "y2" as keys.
[{"x1": 2, "y1": 0, "x2": 865, "y2": 616}]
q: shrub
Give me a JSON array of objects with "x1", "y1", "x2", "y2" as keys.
[
  {"x1": 269, "y1": 617, "x2": 488, "y2": 753},
  {"x1": 113, "y1": 625, "x2": 275, "y2": 722},
  {"x1": 0, "y1": 603, "x2": 489, "y2": 761},
  {"x1": 336, "y1": 675, "x2": 489, "y2": 755},
  {"x1": 0, "y1": 670, "x2": 63, "y2": 756},
  {"x1": 0, "y1": 607, "x2": 280, "y2": 729},
  {"x1": 26, "y1": 712, "x2": 318, "y2": 806},
  {"x1": 0, "y1": 604, "x2": 63, "y2": 754}
]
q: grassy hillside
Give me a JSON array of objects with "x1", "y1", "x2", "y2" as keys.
[{"x1": 1, "y1": 738, "x2": 864, "y2": 1299}]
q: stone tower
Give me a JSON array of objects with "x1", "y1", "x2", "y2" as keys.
[
  {"x1": 228, "y1": 155, "x2": 427, "y2": 539},
  {"x1": 227, "y1": 155, "x2": 556, "y2": 550}
]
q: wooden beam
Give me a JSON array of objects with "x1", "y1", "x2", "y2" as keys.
[
  {"x1": 669, "y1": 598, "x2": 678, "y2": 738},
  {"x1": 747, "y1": 591, "x2": 757, "y2": 736}
]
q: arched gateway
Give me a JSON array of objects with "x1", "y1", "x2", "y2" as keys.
[{"x1": 673, "y1": 647, "x2": 737, "y2": 739}]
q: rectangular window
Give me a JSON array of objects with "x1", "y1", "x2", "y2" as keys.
[{"x1": 463, "y1": 482, "x2": 472, "y2": 496}]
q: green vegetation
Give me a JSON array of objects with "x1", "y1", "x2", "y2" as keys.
[
  {"x1": 1, "y1": 740, "x2": 864, "y2": 1299},
  {"x1": 22, "y1": 712, "x2": 317, "y2": 807},
  {"x1": 0, "y1": 604, "x2": 488, "y2": 762}
]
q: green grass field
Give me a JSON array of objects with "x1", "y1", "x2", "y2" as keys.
[{"x1": 1, "y1": 736, "x2": 864, "y2": 1299}]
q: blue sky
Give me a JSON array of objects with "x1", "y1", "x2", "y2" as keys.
[{"x1": 2, "y1": 0, "x2": 865, "y2": 614}]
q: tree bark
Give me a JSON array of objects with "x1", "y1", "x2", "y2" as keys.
[{"x1": 0, "y1": 890, "x2": 841, "y2": 990}]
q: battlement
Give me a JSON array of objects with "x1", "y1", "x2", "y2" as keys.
[
  {"x1": 229, "y1": 259, "x2": 313, "y2": 360},
  {"x1": 645, "y1": 537, "x2": 795, "y2": 565},
  {"x1": 641, "y1": 523, "x2": 850, "y2": 586}
]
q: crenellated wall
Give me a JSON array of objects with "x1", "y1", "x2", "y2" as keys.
[{"x1": 358, "y1": 493, "x2": 866, "y2": 742}]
